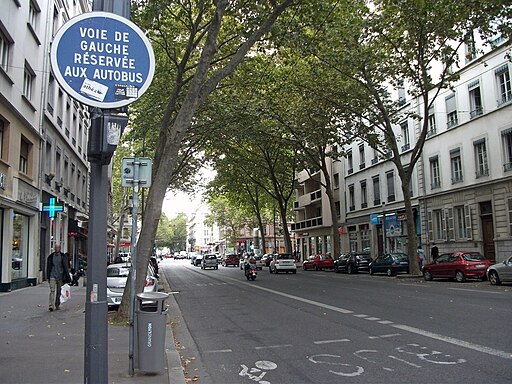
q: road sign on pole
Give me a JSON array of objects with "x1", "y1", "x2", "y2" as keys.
[{"x1": 50, "y1": 11, "x2": 155, "y2": 108}]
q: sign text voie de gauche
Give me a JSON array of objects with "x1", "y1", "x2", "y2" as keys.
[{"x1": 50, "y1": 12, "x2": 155, "y2": 108}]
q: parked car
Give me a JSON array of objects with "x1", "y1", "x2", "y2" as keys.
[
  {"x1": 303, "y1": 254, "x2": 334, "y2": 271},
  {"x1": 369, "y1": 253, "x2": 409, "y2": 276},
  {"x1": 106, "y1": 263, "x2": 158, "y2": 308},
  {"x1": 334, "y1": 252, "x2": 372, "y2": 274},
  {"x1": 201, "y1": 254, "x2": 218, "y2": 270},
  {"x1": 270, "y1": 253, "x2": 297, "y2": 274},
  {"x1": 261, "y1": 254, "x2": 274, "y2": 267},
  {"x1": 487, "y1": 256, "x2": 512, "y2": 285},
  {"x1": 193, "y1": 254, "x2": 204, "y2": 266},
  {"x1": 222, "y1": 253, "x2": 239, "y2": 267},
  {"x1": 422, "y1": 251, "x2": 491, "y2": 282},
  {"x1": 253, "y1": 255, "x2": 264, "y2": 270}
]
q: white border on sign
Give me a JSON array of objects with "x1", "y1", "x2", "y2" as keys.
[{"x1": 50, "y1": 11, "x2": 155, "y2": 109}]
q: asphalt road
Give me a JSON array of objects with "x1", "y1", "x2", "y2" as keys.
[{"x1": 161, "y1": 259, "x2": 511, "y2": 384}]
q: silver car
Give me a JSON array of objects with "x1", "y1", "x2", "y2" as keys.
[
  {"x1": 487, "y1": 256, "x2": 512, "y2": 285},
  {"x1": 106, "y1": 263, "x2": 158, "y2": 308}
]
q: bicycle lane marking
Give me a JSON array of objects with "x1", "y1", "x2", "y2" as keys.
[{"x1": 222, "y1": 276, "x2": 512, "y2": 361}]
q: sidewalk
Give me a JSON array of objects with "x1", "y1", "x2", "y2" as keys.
[{"x1": 0, "y1": 278, "x2": 186, "y2": 384}]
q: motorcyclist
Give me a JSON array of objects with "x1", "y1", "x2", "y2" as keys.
[{"x1": 244, "y1": 254, "x2": 257, "y2": 275}]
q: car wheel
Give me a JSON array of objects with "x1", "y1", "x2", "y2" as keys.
[
  {"x1": 292, "y1": 270, "x2": 296, "y2": 274},
  {"x1": 315, "y1": 265, "x2": 320, "y2": 271},
  {"x1": 386, "y1": 268, "x2": 394, "y2": 277},
  {"x1": 455, "y1": 270, "x2": 466, "y2": 283},
  {"x1": 303, "y1": 264, "x2": 307, "y2": 271},
  {"x1": 488, "y1": 270, "x2": 501, "y2": 285},
  {"x1": 334, "y1": 265, "x2": 339, "y2": 273},
  {"x1": 423, "y1": 269, "x2": 433, "y2": 281},
  {"x1": 269, "y1": 267, "x2": 273, "y2": 274},
  {"x1": 370, "y1": 267, "x2": 374, "y2": 275},
  {"x1": 348, "y1": 265, "x2": 354, "y2": 274}
]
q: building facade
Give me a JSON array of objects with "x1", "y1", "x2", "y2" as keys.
[
  {"x1": 292, "y1": 32, "x2": 511, "y2": 264},
  {"x1": 0, "y1": 0, "x2": 91, "y2": 291}
]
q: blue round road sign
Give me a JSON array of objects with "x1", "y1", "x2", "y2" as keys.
[{"x1": 50, "y1": 12, "x2": 155, "y2": 108}]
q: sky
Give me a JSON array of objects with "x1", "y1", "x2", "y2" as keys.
[{"x1": 162, "y1": 190, "x2": 203, "y2": 219}]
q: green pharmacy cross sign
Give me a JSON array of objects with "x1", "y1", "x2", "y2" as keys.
[{"x1": 42, "y1": 198, "x2": 64, "y2": 218}]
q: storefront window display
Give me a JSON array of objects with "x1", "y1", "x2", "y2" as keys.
[{"x1": 12, "y1": 213, "x2": 29, "y2": 280}]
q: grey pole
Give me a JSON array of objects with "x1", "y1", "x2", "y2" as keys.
[
  {"x1": 84, "y1": 2, "x2": 131, "y2": 383},
  {"x1": 84, "y1": 160, "x2": 109, "y2": 383},
  {"x1": 129, "y1": 159, "x2": 140, "y2": 376}
]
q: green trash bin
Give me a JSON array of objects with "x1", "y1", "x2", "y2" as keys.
[{"x1": 135, "y1": 292, "x2": 169, "y2": 373}]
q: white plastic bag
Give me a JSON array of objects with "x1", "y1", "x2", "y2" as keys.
[{"x1": 60, "y1": 283, "x2": 71, "y2": 303}]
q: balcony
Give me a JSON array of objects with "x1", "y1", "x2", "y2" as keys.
[
  {"x1": 476, "y1": 168, "x2": 489, "y2": 178},
  {"x1": 371, "y1": 158, "x2": 378, "y2": 165},
  {"x1": 504, "y1": 163, "x2": 512, "y2": 172},
  {"x1": 447, "y1": 119, "x2": 458, "y2": 129},
  {"x1": 401, "y1": 143, "x2": 410, "y2": 152},
  {"x1": 57, "y1": 117, "x2": 62, "y2": 127},
  {"x1": 349, "y1": 205, "x2": 355, "y2": 212},
  {"x1": 427, "y1": 128, "x2": 436, "y2": 138},
  {"x1": 470, "y1": 107, "x2": 483, "y2": 119},
  {"x1": 497, "y1": 92, "x2": 512, "y2": 107},
  {"x1": 361, "y1": 202, "x2": 368, "y2": 209},
  {"x1": 291, "y1": 216, "x2": 323, "y2": 231},
  {"x1": 451, "y1": 176, "x2": 463, "y2": 184},
  {"x1": 387, "y1": 195, "x2": 396, "y2": 202},
  {"x1": 431, "y1": 181, "x2": 441, "y2": 189},
  {"x1": 348, "y1": 168, "x2": 353, "y2": 175},
  {"x1": 373, "y1": 198, "x2": 381, "y2": 206},
  {"x1": 359, "y1": 163, "x2": 365, "y2": 170}
]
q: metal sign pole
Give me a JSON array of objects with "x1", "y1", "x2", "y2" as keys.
[{"x1": 129, "y1": 158, "x2": 140, "y2": 376}]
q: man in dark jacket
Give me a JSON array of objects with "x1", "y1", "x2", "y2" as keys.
[{"x1": 46, "y1": 244, "x2": 70, "y2": 311}]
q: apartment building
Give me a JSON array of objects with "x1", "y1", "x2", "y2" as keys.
[
  {"x1": 293, "y1": 32, "x2": 511, "y2": 264},
  {"x1": 0, "y1": 0, "x2": 91, "y2": 291}
]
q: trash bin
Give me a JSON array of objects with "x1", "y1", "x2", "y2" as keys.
[{"x1": 135, "y1": 291, "x2": 169, "y2": 373}]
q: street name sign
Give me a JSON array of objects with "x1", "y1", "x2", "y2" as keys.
[{"x1": 50, "y1": 12, "x2": 155, "y2": 108}]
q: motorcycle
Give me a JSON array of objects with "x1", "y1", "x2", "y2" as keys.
[{"x1": 244, "y1": 263, "x2": 257, "y2": 281}]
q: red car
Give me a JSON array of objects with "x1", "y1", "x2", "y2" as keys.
[
  {"x1": 303, "y1": 254, "x2": 334, "y2": 271},
  {"x1": 222, "y1": 253, "x2": 240, "y2": 267},
  {"x1": 422, "y1": 251, "x2": 491, "y2": 282}
]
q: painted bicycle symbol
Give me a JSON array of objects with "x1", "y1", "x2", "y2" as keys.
[{"x1": 239, "y1": 360, "x2": 278, "y2": 384}]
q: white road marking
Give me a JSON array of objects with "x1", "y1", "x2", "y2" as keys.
[
  {"x1": 448, "y1": 287, "x2": 502, "y2": 294},
  {"x1": 388, "y1": 355, "x2": 421, "y2": 368},
  {"x1": 314, "y1": 339, "x2": 350, "y2": 345},
  {"x1": 223, "y1": 275, "x2": 512, "y2": 360},
  {"x1": 255, "y1": 344, "x2": 293, "y2": 350},
  {"x1": 378, "y1": 320, "x2": 394, "y2": 325},
  {"x1": 205, "y1": 349, "x2": 233, "y2": 353},
  {"x1": 369, "y1": 333, "x2": 401, "y2": 339},
  {"x1": 392, "y1": 324, "x2": 511, "y2": 360},
  {"x1": 353, "y1": 314, "x2": 368, "y2": 318},
  {"x1": 364, "y1": 317, "x2": 381, "y2": 321}
]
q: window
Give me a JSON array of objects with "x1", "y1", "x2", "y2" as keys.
[
  {"x1": 0, "y1": 28, "x2": 13, "y2": 71},
  {"x1": 371, "y1": 147, "x2": 378, "y2": 164},
  {"x1": 454, "y1": 206, "x2": 466, "y2": 239},
  {"x1": 450, "y1": 148, "x2": 463, "y2": 184},
  {"x1": 359, "y1": 144, "x2": 365, "y2": 169},
  {"x1": 468, "y1": 80, "x2": 483, "y2": 118},
  {"x1": 474, "y1": 138, "x2": 488, "y2": 177},
  {"x1": 333, "y1": 173, "x2": 339, "y2": 189},
  {"x1": 47, "y1": 74, "x2": 55, "y2": 114},
  {"x1": 386, "y1": 171, "x2": 395, "y2": 202},
  {"x1": 398, "y1": 81, "x2": 406, "y2": 106},
  {"x1": 348, "y1": 227, "x2": 358, "y2": 252},
  {"x1": 360, "y1": 224, "x2": 370, "y2": 251},
  {"x1": 507, "y1": 197, "x2": 512, "y2": 236},
  {"x1": 502, "y1": 128, "x2": 512, "y2": 172},
  {"x1": 347, "y1": 151, "x2": 353, "y2": 174},
  {"x1": 430, "y1": 156, "x2": 441, "y2": 189},
  {"x1": 445, "y1": 94, "x2": 458, "y2": 128},
  {"x1": 23, "y1": 62, "x2": 35, "y2": 101},
  {"x1": 432, "y1": 209, "x2": 445, "y2": 240},
  {"x1": 28, "y1": 0, "x2": 40, "y2": 30},
  {"x1": 19, "y1": 136, "x2": 31, "y2": 174},
  {"x1": 427, "y1": 106, "x2": 436, "y2": 137},
  {"x1": 496, "y1": 64, "x2": 511, "y2": 106},
  {"x1": 0, "y1": 118, "x2": 4, "y2": 160},
  {"x1": 464, "y1": 31, "x2": 476, "y2": 62},
  {"x1": 400, "y1": 121, "x2": 410, "y2": 151},
  {"x1": 372, "y1": 176, "x2": 380, "y2": 205},
  {"x1": 348, "y1": 184, "x2": 355, "y2": 211},
  {"x1": 360, "y1": 180, "x2": 367, "y2": 208}
]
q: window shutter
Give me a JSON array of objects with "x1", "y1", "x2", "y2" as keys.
[
  {"x1": 441, "y1": 209, "x2": 447, "y2": 240},
  {"x1": 508, "y1": 198, "x2": 512, "y2": 236},
  {"x1": 464, "y1": 204, "x2": 473, "y2": 240},
  {"x1": 427, "y1": 210, "x2": 433, "y2": 242},
  {"x1": 445, "y1": 207, "x2": 454, "y2": 241},
  {"x1": 445, "y1": 94, "x2": 456, "y2": 113}
]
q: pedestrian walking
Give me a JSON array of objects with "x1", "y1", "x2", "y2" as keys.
[
  {"x1": 46, "y1": 244, "x2": 70, "y2": 311},
  {"x1": 431, "y1": 243, "x2": 439, "y2": 262},
  {"x1": 417, "y1": 246, "x2": 425, "y2": 269}
]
